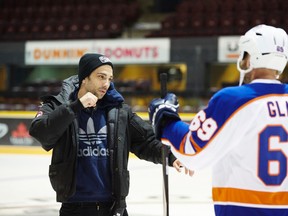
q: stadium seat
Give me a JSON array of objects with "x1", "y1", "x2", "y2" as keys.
[
  {"x1": 92, "y1": 19, "x2": 110, "y2": 38},
  {"x1": 189, "y1": 13, "x2": 204, "y2": 36},
  {"x1": 175, "y1": 15, "x2": 190, "y2": 31},
  {"x1": 49, "y1": 6, "x2": 61, "y2": 20},
  {"x1": 61, "y1": 5, "x2": 74, "y2": 21},
  {"x1": 27, "y1": 0, "x2": 42, "y2": 7},
  {"x1": 38, "y1": 0, "x2": 52, "y2": 7},
  {"x1": 250, "y1": 11, "x2": 265, "y2": 26},
  {"x1": 204, "y1": 13, "x2": 219, "y2": 36},
  {"x1": 29, "y1": 22, "x2": 43, "y2": 40},
  {"x1": 176, "y1": 0, "x2": 191, "y2": 14},
  {"x1": 161, "y1": 15, "x2": 176, "y2": 31},
  {"x1": 125, "y1": 2, "x2": 141, "y2": 25},
  {"x1": 265, "y1": 11, "x2": 282, "y2": 27},
  {"x1": 219, "y1": 0, "x2": 234, "y2": 13},
  {"x1": 16, "y1": 23, "x2": 32, "y2": 40},
  {"x1": 234, "y1": 12, "x2": 250, "y2": 35},
  {"x1": 77, "y1": 20, "x2": 94, "y2": 39},
  {"x1": 112, "y1": 3, "x2": 127, "y2": 18},
  {"x1": 263, "y1": 0, "x2": 279, "y2": 11},
  {"x1": 218, "y1": 12, "x2": 234, "y2": 35},
  {"x1": 188, "y1": 0, "x2": 204, "y2": 14},
  {"x1": 247, "y1": 0, "x2": 264, "y2": 11},
  {"x1": 2, "y1": 23, "x2": 18, "y2": 41},
  {"x1": 24, "y1": 6, "x2": 35, "y2": 19},
  {"x1": 2, "y1": 0, "x2": 17, "y2": 8},
  {"x1": 108, "y1": 19, "x2": 124, "y2": 38},
  {"x1": 237, "y1": 0, "x2": 249, "y2": 12},
  {"x1": 85, "y1": 5, "x2": 100, "y2": 19},
  {"x1": 74, "y1": 4, "x2": 88, "y2": 18},
  {"x1": 40, "y1": 21, "x2": 57, "y2": 39},
  {"x1": 66, "y1": 21, "x2": 82, "y2": 39},
  {"x1": 204, "y1": 0, "x2": 219, "y2": 13},
  {"x1": 280, "y1": 1, "x2": 288, "y2": 11}
]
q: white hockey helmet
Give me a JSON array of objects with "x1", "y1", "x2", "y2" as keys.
[{"x1": 237, "y1": 24, "x2": 288, "y2": 85}]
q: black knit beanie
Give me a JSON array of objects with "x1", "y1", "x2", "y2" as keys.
[{"x1": 78, "y1": 53, "x2": 113, "y2": 85}]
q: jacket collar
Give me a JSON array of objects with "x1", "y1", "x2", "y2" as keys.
[{"x1": 47, "y1": 75, "x2": 124, "y2": 108}]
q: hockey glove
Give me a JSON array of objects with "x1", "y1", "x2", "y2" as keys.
[{"x1": 148, "y1": 93, "x2": 180, "y2": 139}]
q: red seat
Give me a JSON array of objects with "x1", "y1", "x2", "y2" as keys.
[
  {"x1": 161, "y1": 15, "x2": 176, "y2": 31},
  {"x1": 38, "y1": 0, "x2": 52, "y2": 7},
  {"x1": 204, "y1": 0, "x2": 219, "y2": 13},
  {"x1": 250, "y1": 11, "x2": 265, "y2": 26},
  {"x1": 50, "y1": 6, "x2": 61, "y2": 20},
  {"x1": 98, "y1": 4, "x2": 112, "y2": 17},
  {"x1": 108, "y1": 19, "x2": 124, "y2": 38},
  {"x1": 112, "y1": 3, "x2": 127, "y2": 17},
  {"x1": 93, "y1": 18, "x2": 110, "y2": 38},
  {"x1": 2, "y1": 23, "x2": 19, "y2": 41},
  {"x1": 204, "y1": 13, "x2": 219, "y2": 36},
  {"x1": 78, "y1": 20, "x2": 94, "y2": 39},
  {"x1": 175, "y1": 15, "x2": 190, "y2": 30},
  {"x1": 66, "y1": 21, "x2": 82, "y2": 39},
  {"x1": 16, "y1": 23, "x2": 32, "y2": 40},
  {"x1": 247, "y1": 0, "x2": 264, "y2": 11},
  {"x1": 237, "y1": 0, "x2": 249, "y2": 12},
  {"x1": 25, "y1": 6, "x2": 39, "y2": 21},
  {"x1": 281, "y1": 15, "x2": 288, "y2": 32},
  {"x1": 280, "y1": 1, "x2": 288, "y2": 11},
  {"x1": 30, "y1": 22, "x2": 46, "y2": 40},
  {"x1": 87, "y1": 5, "x2": 100, "y2": 18},
  {"x1": 125, "y1": 2, "x2": 141, "y2": 25},
  {"x1": 60, "y1": 5, "x2": 73, "y2": 21},
  {"x1": 219, "y1": 0, "x2": 234, "y2": 12},
  {"x1": 263, "y1": 0, "x2": 279, "y2": 11},
  {"x1": 176, "y1": 0, "x2": 191, "y2": 14},
  {"x1": 266, "y1": 11, "x2": 282, "y2": 27},
  {"x1": 2, "y1": 0, "x2": 17, "y2": 8},
  {"x1": 26, "y1": 0, "x2": 40, "y2": 7},
  {"x1": 234, "y1": 12, "x2": 250, "y2": 35},
  {"x1": 189, "y1": 13, "x2": 204, "y2": 36},
  {"x1": 52, "y1": 21, "x2": 68, "y2": 39},
  {"x1": 218, "y1": 12, "x2": 234, "y2": 35},
  {"x1": 74, "y1": 4, "x2": 88, "y2": 18}
]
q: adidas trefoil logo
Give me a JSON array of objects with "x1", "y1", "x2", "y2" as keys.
[{"x1": 78, "y1": 117, "x2": 109, "y2": 157}]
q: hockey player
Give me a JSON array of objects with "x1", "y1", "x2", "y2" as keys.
[{"x1": 148, "y1": 24, "x2": 288, "y2": 216}]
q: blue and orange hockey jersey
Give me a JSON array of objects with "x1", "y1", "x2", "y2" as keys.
[{"x1": 162, "y1": 79, "x2": 288, "y2": 216}]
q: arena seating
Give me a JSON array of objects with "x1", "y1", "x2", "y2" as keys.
[
  {"x1": 146, "y1": 0, "x2": 288, "y2": 37},
  {"x1": 0, "y1": 0, "x2": 141, "y2": 41},
  {"x1": 1, "y1": 0, "x2": 286, "y2": 40}
]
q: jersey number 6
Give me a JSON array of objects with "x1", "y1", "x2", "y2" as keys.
[{"x1": 259, "y1": 125, "x2": 288, "y2": 186}]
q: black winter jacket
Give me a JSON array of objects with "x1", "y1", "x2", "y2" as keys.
[{"x1": 29, "y1": 75, "x2": 176, "y2": 209}]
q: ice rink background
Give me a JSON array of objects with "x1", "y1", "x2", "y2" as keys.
[{"x1": 0, "y1": 152, "x2": 214, "y2": 216}]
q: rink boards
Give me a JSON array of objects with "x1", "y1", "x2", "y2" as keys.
[{"x1": 0, "y1": 111, "x2": 195, "y2": 155}]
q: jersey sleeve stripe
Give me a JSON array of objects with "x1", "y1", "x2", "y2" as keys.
[{"x1": 188, "y1": 134, "x2": 201, "y2": 152}]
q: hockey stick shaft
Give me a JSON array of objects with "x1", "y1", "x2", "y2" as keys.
[{"x1": 160, "y1": 73, "x2": 169, "y2": 216}]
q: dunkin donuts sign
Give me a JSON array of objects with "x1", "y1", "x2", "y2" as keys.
[{"x1": 25, "y1": 38, "x2": 170, "y2": 65}]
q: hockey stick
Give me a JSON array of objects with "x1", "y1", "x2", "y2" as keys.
[{"x1": 159, "y1": 73, "x2": 169, "y2": 216}]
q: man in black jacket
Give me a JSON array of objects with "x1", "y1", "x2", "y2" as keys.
[{"x1": 29, "y1": 53, "x2": 185, "y2": 216}]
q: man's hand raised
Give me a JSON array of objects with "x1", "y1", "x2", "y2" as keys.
[{"x1": 79, "y1": 92, "x2": 98, "y2": 108}]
